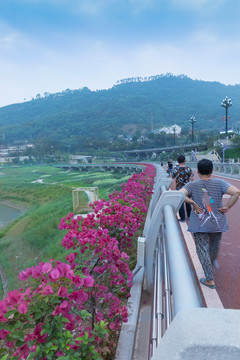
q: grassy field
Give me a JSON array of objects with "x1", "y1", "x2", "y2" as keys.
[
  {"x1": 0, "y1": 165, "x2": 131, "y2": 298},
  {"x1": 225, "y1": 146, "x2": 240, "y2": 160}
]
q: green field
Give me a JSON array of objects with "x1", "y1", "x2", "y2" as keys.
[{"x1": 0, "y1": 165, "x2": 131, "y2": 298}]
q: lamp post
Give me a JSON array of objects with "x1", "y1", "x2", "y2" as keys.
[
  {"x1": 189, "y1": 116, "x2": 196, "y2": 143},
  {"x1": 221, "y1": 96, "x2": 232, "y2": 136},
  {"x1": 172, "y1": 125, "x2": 177, "y2": 145}
]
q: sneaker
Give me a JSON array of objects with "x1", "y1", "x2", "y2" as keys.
[{"x1": 178, "y1": 219, "x2": 185, "y2": 223}]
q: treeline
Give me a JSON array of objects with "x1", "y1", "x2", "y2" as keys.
[{"x1": 0, "y1": 74, "x2": 240, "y2": 152}]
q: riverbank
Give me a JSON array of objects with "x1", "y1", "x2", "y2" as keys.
[
  {"x1": 0, "y1": 200, "x2": 28, "y2": 212},
  {"x1": 0, "y1": 264, "x2": 7, "y2": 298}
]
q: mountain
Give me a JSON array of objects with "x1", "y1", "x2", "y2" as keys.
[{"x1": 0, "y1": 74, "x2": 239, "y2": 150}]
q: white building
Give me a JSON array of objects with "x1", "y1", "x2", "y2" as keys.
[{"x1": 153, "y1": 124, "x2": 181, "y2": 135}]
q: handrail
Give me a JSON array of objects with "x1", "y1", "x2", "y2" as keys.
[
  {"x1": 116, "y1": 163, "x2": 202, "y2": 360},
  {"x1": 163, "y1": 204, "x2": 201, "y2": 315},
  {"x1": 187, "y1": 161, "x2": 240, "y2": 177},
  {"x1": 143, "y1": 166, "x2": 202, "y2": 359}
]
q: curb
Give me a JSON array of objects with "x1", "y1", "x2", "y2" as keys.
[
  {"x1": 179, "y1": 221, "x2": 224, "y2": 308},
  {"x1": 115, "y1": 267, "x2": 144, "y2": 360}
]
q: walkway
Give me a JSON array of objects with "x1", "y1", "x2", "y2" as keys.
[{"x1": 212, "y1": 174, "x2": 240, "y2": 309}]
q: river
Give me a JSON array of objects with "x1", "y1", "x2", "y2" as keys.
[
  {"x1": 0, "y1": 203, "x2": 22, "y2": 228},
  {"x1": 0, "y1": 203, "x2": 23, "y2": 297}
]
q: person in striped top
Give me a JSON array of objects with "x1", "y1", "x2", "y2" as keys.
[{"x1": 180, "y1": 158, "x2": 240, "y2": 289}]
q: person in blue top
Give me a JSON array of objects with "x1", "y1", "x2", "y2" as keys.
[{"x1": 180, "y1": 158, "x2": 240, "y2": 289}]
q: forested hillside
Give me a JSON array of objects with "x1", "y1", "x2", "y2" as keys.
[{"x1": 0, "y1": 74, "x2": 240, "y2": 151}]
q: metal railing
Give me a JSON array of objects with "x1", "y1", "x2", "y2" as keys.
[
  {"x1": 187, "y1": 161, "x2": 240, "y2": 177},
  {"x1": 116, "y1": 163, "x2": 202, "y2": 360},
  {"x1": 146, "y1": 176, "x2": 202, "y2": 358}
]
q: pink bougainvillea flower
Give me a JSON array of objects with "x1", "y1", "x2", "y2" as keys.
[
  {"x1": 83, "y1": 275, "x2": 94, "y2": 288},
  {"x1": 0, "y1": 300, "x2": 8, "y2": 314},
  {"x1": 60, "y1": 300, "x2": 71, "y2": 312},
  {"x1": 68, "y1": 289, "x2": 88, "y2": 304},
  {"x1": 5, "y1": 340, "x2": 15, "y2": 348},
  {"x1": 66, "y1": 252, "x2": 76, "y2": 263},
  {"x1": 58, "y1": 286, "x2": 68, "y2": 297},
  {"x1": 31, "y1": 265, "x2": 43, "y2": 279},
  {"x1": 42, "y1": 262, "x2": 52, "y2": 273},
  {"x1": 7, "y1": 289, "x2": 22, "y2": 306},
  {"x1": 72, "y1": 275, "x2": 84, "y2": 287},
  {"x1": 17, "y1": 301, "x2": 28, "y2": 314},
  {"x1": 34, "y1": 323, "x2": 47, "y2": 344},
  {"x1": 52, "y1": 305, "x2": 62, "y2": 316},
  {"x1": 18, "y1": 343, "x2": 29, "y2": 357},
  {"x1": 121, "y1": 252, "x2": 129, "y2": 259},
  {"x1": 42, "y1": 285, "x2": 53, "y2": 295},
  {"x1": 19, "y1": 267, "x2": 32, "y2": 281},
  {"x1": 0, "y1": 329, "x2": 10, "y2": 339},
  {"x1": 48, "y1": 268, "x2": 60, "y2": 282}
]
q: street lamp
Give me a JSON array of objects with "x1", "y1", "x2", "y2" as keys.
[
  {"x1": 172, "y1": 125, "x2": 177, "y2": 145},
  {"x1": 189, "y1": 116, "x2": 196, "y2": 143},
  {"x1": 221, "y1": 96, "x2": 232, "y2": 136}
]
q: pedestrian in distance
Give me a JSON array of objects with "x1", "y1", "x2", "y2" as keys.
[
  {"x1": 167, "y1": 158, "x2": 173, "y2": 177},
  {"x1": 172, "y1": 154, "x2": 194, "y2": 222},
  {"x1": 180, "y1": 158, "x2": 240, "y2": 289}
]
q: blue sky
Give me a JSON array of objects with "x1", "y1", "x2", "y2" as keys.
[{"x1": 0, "y1": 0, "x2": 240, "y2": 107}]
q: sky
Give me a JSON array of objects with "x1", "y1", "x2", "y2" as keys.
[{"x1": 0, "y1": 0, "x2": 240, "y2": 107}]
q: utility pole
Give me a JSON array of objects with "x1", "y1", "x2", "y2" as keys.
[{"x1": 172, "y1": 125, "x2": 177, "y2": 145}]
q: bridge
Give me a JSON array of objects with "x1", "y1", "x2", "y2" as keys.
[
  {"x1": 56, "y1": 162, "x2": 145, "y2": 173},
  {"x1": 120, "y1": 142, "x2": 207, "y2": 158},
  {"x1": 113, "y1": 162, "x2": 240, "y2": 360}
]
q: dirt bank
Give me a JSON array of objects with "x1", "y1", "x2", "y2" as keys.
[
  {"x1": 0, "y1": 265, "x2": 8, "y2": 298},
  {"x1": 0, "y1": 200, "x2": 28, "y2": 212}
]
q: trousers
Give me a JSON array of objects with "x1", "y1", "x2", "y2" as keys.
[
  {"x1": 193, "y1": 232, "x2": 222, "y2": 281},
  {"x1": 179, "y1": 202, "x2": 191, "y2": 221}
]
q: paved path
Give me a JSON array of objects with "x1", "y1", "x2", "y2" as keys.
[{"x1": 210, "y1": 174, "x2": 240, "y2": 309}]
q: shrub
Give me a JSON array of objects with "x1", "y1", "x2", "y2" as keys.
[{"x1": 0, "y1": 164, "x2": 155, "y2": 359}]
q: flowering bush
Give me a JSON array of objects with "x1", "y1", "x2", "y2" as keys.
[{"x1": 0, "y1": 164, "x2": 155, "y2": 359}]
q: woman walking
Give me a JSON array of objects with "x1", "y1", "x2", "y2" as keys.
[{"x1": 180, "y1": 159, "x2": 240, "y2": 289}]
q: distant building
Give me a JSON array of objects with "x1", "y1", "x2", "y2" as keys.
[
  {"x1": 219, "y1": 130, "x2": 235, "y2": 135},
  {"x1": 152, "y1": 124, "x2": 181, "y2": 135},
  {"x1": 69, "y1": 155, "x2": 93, "y2": 164}
]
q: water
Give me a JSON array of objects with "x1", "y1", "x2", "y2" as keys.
[{"x1": 0, "y1": 204, "x2": 22, "y2": 228}]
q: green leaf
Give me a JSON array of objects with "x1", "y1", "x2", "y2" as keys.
[
  {"x1": 0, "y1": 355, "x2": 8, "y2": 360},
  {"x1": 26, "y1": 353, "x2": 36, "y2": 360},
  {"x1": 50, "y1": 345, "x2": 58, "y2": 351},
  {"x1": 32, "y1": 311, "x2": 43, "y2": 320},
  {"x1": 80, "y1": 309, "x2": 91, "y2": 321},
  {"x1": 12, "y1": 320, "x2": 22, "y2": 330}
]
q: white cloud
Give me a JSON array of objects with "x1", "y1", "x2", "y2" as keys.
[
  {"x1": 169, "y1": 0, "x2": 226, "y2": 9},
  {"x1": 0, "y1": 21, "x2": 22, "y2": 48}
]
